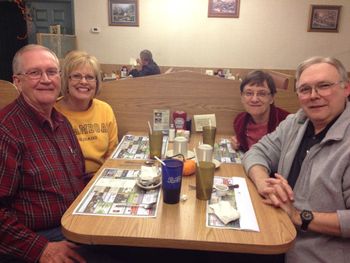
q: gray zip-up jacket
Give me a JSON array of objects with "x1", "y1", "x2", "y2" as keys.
[{"x1": 243, "y1": 102, "x2": 350, "y2": 263}]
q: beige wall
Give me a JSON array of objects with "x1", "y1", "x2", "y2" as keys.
[{"x1": 74, "y1": 0, "x2": 350, "y2": 70}]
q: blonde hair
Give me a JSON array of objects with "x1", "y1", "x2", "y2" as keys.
[{"x1": 61, "y1": 50, "x2": 102, "y2": 96}]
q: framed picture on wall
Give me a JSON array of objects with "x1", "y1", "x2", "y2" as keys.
[
  {"x1": 308, "y1": 5, "x2": 341, "y2": 32},
  {"x1": 108, "y1": 0, "x2": 139, "y2": 26},
  {"x1": 208, "y1": 0, "x2": 240, "y2": 18}
]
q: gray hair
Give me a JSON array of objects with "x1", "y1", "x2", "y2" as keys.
[
  {"x1": 295, "y1": 56, "x2": 349, "y2": 88},
  {"x1": 12, "y1": 44, "x2": 59, "y2": 74},
  {"x1": 140, "y1": 49, "x2": 153, "y2": 63}
]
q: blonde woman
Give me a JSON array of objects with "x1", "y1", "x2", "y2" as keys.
[{"x1": 55, "y1": 50, "x2": 118, "y2": 181}]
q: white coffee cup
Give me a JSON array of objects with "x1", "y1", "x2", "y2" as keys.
[
  {"x1": 174, "y1": 136, "x2": 188, "y2": 157},
  {"x1": 197, "y1": 144, "x2": 213, "y2": 162},
  {"x1": 214, "y1": 183, "x2": 229, "y2": 197}
]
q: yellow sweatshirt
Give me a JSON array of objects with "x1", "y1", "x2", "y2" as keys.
[{"x1": 55, "y1": 98, "x2": 118, "y2": 175}]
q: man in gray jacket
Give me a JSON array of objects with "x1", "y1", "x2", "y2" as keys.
[{"x1": 243, "y1": 56, "x2": 350, "y2": 263}]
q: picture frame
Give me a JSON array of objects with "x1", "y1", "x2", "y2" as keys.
[
  {"x1": 308, "y1": 5, "x2": 341, "y2": 33},
  {"x1": 108, "y1": 0, "x2": 139, "y2": 26},
  {"x1": 208, "y1": 0, "x2": 240, "y2": 18}
]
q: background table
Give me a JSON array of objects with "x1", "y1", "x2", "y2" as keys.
[{"x1": 61, "y1": 133, "x2": 296, "y2": 254}]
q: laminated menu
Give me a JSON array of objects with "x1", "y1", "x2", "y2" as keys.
[
  {"x1": 214, "y1": 139, "x2": 244, "y2": 164},
  {"x1": 73, "y1": 167, "x2": 161, "y2": 217},
  {"x1": 206, "y1": 176, "x2": 259, "y2": 232}
]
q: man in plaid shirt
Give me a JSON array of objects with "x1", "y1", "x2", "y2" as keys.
[{"x1": 0, "y1": 45, "x2": 86, "y2": 262}]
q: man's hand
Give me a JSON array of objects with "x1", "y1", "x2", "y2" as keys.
[
  {"x1": 264, "y1": 174, "x2": 299, "y2": 222},
  {"x1": 231, "y1": 136, "x2": 240, "y2": 150},
  {"x1": 247, "y1": 165, "x2": 271, "y2": 198},
  {"x1": 39, "y1": 240, "x2": 86, "y2": 263}
]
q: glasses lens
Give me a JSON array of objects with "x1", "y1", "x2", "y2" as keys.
[
  {"x1": 243, "y1": 91, "x2": 254, "y2": 97},
  {"x1": 70, "y1": 73, "x2": 82, "y2": 81},
  {"x1": 297, "y1": 86, "x2": 311, "y2": 95},
  {"x1": 27, "y1": 70, "x2": 42, "y2": 79},
  {"x1": 46, "y1": 69, "x2": 59, "y2": 77},
  {"x1": 70, "y1": 74, "x2": 96, "y2": 82},
  {"x1": 85, "y1": 75, "x2": 96, "y2": 81},
  {"x1": 257, "y1": 92, "x2": 270, "y2": 97}
]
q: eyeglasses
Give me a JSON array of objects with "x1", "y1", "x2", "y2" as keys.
[
  {"x1": 242, "y1": 90, "x2": 271, "y2": 99},
  {"x1": 69, "y1": 73, "x2": 96, "y2": 82},
  {"x1": 17, "y1": 69, "x2": 60, "y2": 80},
  {"x1": 296, "y1": 81, "x2": 342, "y2": 98}
]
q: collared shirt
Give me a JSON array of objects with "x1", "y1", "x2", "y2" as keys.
[
  {"x1": 0, "y1": 95, "x2": 86, "y2": 262},
  {"x1": 288, "y1": 116, "x2": 339, "y2": 189}
]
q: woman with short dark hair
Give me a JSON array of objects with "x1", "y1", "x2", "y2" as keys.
[{"x1": 232, "y1": 70, "x2": 289, "y2": 151}]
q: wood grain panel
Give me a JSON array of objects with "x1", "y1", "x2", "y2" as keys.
[{"x1": 0, "y1": 80, "x2": 19, "y2": 110}]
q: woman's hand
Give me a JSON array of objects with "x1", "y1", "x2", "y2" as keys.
[{"x1": 231, "y1": 136, "x2": 240, "y2": 150}]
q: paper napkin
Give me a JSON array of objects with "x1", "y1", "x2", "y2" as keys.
[
  {"x1": 209, "y1": 200, "x2": 240, "y2": 225},
  {"x1": 140, "y1": 166, "x2": 159, "y2": 181}
]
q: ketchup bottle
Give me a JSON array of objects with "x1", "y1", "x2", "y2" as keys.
[{"x1": 173, "y1": 111, "x2": 187, "y2": 130}]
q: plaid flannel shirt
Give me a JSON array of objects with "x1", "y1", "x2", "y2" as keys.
[{"x1": 0, "y1": 95, "x2": 85, "y2": 262}]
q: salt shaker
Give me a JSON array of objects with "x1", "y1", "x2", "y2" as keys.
[{"x1": 169, "y1": 124, "x2": 175, "y2": 142}]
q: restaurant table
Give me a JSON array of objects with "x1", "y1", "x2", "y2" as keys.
[{"x1": 61, "y1": 133, "x2": 296, "y2": 255}]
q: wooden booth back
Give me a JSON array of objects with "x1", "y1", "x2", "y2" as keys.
[
  {"x1": 99, "y1": 71, "x2": 300, "y2": 140},
  {"x1": 0, "y1": 80, "x2": 19, "y2": 110}
]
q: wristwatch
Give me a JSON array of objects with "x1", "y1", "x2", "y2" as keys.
[{"x1": 300, "y1": 210, "x2": 314, "y2": 232}]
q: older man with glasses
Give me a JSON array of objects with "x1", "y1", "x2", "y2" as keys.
[
  {"x1": 0, "y1": 44, "x2": 89, "y2": 262},
  {"x1": 243, "y1": 57, "x2": 350, "y2": 263}
]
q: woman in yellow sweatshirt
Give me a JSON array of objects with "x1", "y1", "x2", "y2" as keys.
[{"x1": 55, "y1": 50, "x2": 118, "y2": 181}]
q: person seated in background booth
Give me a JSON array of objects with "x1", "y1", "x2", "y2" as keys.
[
  {"x1": 55, "y1": 50, "x2": 118, "y2": 181},
  {"x1": 129, "y1": 49, "x2": 160, "y2": 77},
  {"x1": 231, "y1": 70, "x2": 289, "y2": 151}
]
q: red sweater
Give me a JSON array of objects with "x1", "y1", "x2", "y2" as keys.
[{"x1": 233, "y1": 105, "x2": 290, "y2": 152}]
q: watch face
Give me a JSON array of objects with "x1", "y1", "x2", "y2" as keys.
[
  {"x1": 300, "y1": 210, "x2": 313, "y2": 231},
  {"x1": 301, "y1": 210, "x2": 313, "y2": 220}
]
